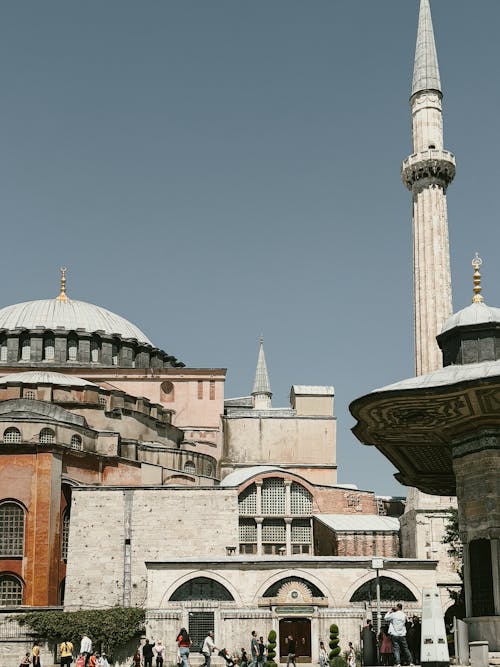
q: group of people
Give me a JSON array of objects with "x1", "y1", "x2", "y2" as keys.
[
  {"x1": 19, "y1": 636, "x2": 110, "y2": 667},
  {"x1": 379, "y1": 604, "x2": 421, "y2": 667},
  {"x1": 136, "y1": 638, "x2": 166, "y2": 667}
]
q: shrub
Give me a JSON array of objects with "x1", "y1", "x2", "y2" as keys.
[
  {"x1": 328, "y1": 623, "x2": 341, "y2": 663},
  {"x1": 266, "y1": 629, "x2": 277, "y2": 667}
]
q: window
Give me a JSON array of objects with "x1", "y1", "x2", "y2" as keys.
[
  {"x1": 239, "y1": 518, "x2": 257, "y2": 543},
  {"x1": 188, "y1": 611, "x2": 215, "y2": 653},
  {"x1": 0, "y1": 575, "x2": 23, "y2": 606},
  {"x1": 91, "y1": 338, "x2": 100, "y2": 363},
  {"x1": 43, "y1": 336, "x2": 55, "y2": 361},
  {"x1": 262, "y1": 577, "x2": 324, "y2": 598},
  {"x1": 197, "y1": 380, "x2": 203, "y2": 399},
  {"x1": 21, "y1": 339, "x2": 30, "y2": 361},
  {"x1": 209, "y1": 380, "x2": 215, "y2": 400},
  {"x1": 291, "y1": 519, "x2": 311, "y2": 543},
  {"x1": 0, "y1": 340, "x2": 7, "y2": 362},
  {"x1": 24, "y1": 389, "x2": 36, "y2": 400},
  {"x1": 170, "y1": 577, "x2": 234, "y2": 602},
  {"x1": 3, "y1": 428, "x2": 21, "y2": 444},
  {"x1": 350, "y1": 576, "x2": 417, "y2": 603},
  {"x1": 67, "y1": 337, "x2": 78, "y2": 362},
  {"x1": 291, "y1": 483, "x2": 312, "y2": 514},
  {"x1": 184, "y1": 461, "x2": 196, "y2": 475},
  {"x1": 0, "y1": 502, "x2": 25, "y2": 556},
  {"x1": 39, "y1": 428, "x2": 55, "y2": 444},
  {"x1": 112, "y1": 343, "x2": 119, "y2": 366},
  {"x1": 61, "y1": 509, "x2": 70, "y2": 560},
  {"x1": 262, "y1": 519, "x2": 286, "y2": 542},
  {"x1": 238, "y1": 484, "x2": 257, "y2": 515},
  {"x1": 70, "y1": 435, "x2": 82, "y2": 451},
  {"x1": 262, "y1": 478, "x2": 286, "y2": 514},
  {"x1": 99, "y1": 396, "x2": 107, "y2": 408}
]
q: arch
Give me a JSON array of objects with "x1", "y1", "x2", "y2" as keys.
[
  {"x1": 290, "y1": 482, "x2": 312, "y2": 514},
  {"x1": 254, "y1": 569, "x2": 334, "y2": 605},
  {"x1": 0, "y1": 501, "x2": 25, "y2": 557},
  {"x1": 0, "y1": 573, "x2": 23, "y2": 606},
  {"x1": 67, "y1": 333, "x2": 78, "y2": 362},
  {"x1": 70, "y1": 434, "x2": 82, "y2": 451},
  {"x1": 39, "y1": 427, "x2": 55, "y2": 444},
  {"x1": 262, "y1": 576, "x2": 325, "y2": 598},
  {"x1": 3, "y1": 427, "x2": 21, "y2": 444},
  {"x1": 0, "y1": 335, "x2": 7, "y2": 362},
  {"x1": 61, "y1": 506, "x2": 70, "y2": 561},
  {"x1": 19, "y1": 336, "x2": 31, "y2": 362},
  {"x1": 169, "y1": 576, "x2": 235, "y2": 602},
  {"x1": 160, "y1": 571, "x2": 240, "y2": 608},
  {"x1": 161, "y1": 380, "x2": 175, "y2": 403},
  {"x1": 349, "y1": 576, "x2": 418, "y2": 603},
  {"x1": 90, "y1": 335, "x2": 101, "y2": 363}
]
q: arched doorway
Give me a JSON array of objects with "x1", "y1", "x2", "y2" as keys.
[{"x1": 279, "y1": 618, "x2": 311, "y2": 663}]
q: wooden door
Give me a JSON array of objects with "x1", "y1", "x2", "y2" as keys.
[{"x1": 279, "y1": 618, "x2": 311, "y2": 662}]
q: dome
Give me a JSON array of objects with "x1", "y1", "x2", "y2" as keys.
[
  {"x1": 0, "y1": 299, "x2": 153, "y2": 345},
  {"x1": 441, "y1": 301, "x2": 500, "y2": 334},
  {"x1": 0, "y1": 370, "x2": 98, "y2": 387}
]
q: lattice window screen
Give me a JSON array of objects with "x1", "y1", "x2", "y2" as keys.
[
  {"x1": 0, "y1": 342, "x2": 7, "y2": 361},
  {"x1": 70, "y1": 435, "x2": 82, "y2": 450},
  {"x1": 262, "y1": 519, "x2": 286, "y2": 542},
  {"x1": 262, "y1": 478, "x2": 285, "y2": 514},
  {"x1": 61, "y1": 510, "x2": 70, "y2": 560},
  {"x1": 238, "y1": 484, "x2": 257, "y2": 515},
  {"x1": 291, "y1": 519, "x2": 311, "y2": 543},
  {"x1": 39, "y1": 428, "x2": 55, "y2": 444},
  {"x1": 3, "y1": 428, "x2": 21, "y2": 444},
  {"x1": 291, "y1": 483, "x2": 312, "y2": 514},
  {"x1": 188, "y1": 611, "x2": 215, "y2": 653},
  {"x1": 184, "y1": 461, "x2": 196, "y2": 475},
  {"x1": 0, "y1": 576, "x2": 23, "y2": 606},
  {"x1": 239, "y1": 519, "x2": 257, "y2": 542},
  {"x1": 0, "y1": 503, "x2": 24, "y2": 556}
]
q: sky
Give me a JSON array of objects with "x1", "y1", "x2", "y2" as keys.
[{"x1": 0, "y1": 1, "x2": 499, "y2": 495}]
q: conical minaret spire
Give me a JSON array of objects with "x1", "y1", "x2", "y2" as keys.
[
  {"x1": 252, "y1": 336, "x2": 272, "y2": 409},
  {"x1": 402, "y1": 0, "x2": 456, "y2": 376}
]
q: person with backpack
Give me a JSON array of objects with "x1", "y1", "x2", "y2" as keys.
[{"x1": 60, "y1": 640, "x2": 74, "y2": 667}]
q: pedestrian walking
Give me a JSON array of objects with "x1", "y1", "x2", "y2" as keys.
[
  {"x1": 257, "y1": 637, "x2": 266, "y2": 665},
  {"x1": 19, "y1": 652, "x2": 31, "y2": 666},
  {"x1": 201, "y1": 631, "x2": 219, "y2": 667},
  {"x1": 250, "y1": 631, "x2": 258, "y2": 667},
  {"x1": 32, "y1": 641, "x2": 41, "y2": 667},
  {"x1": 60, "y1": 640, "x2": 74, "y2": 667},
  {"x1": 80, "y1": 635, "x2": 92, "y2": 667},
  {"x1": 240, "y1": 648, "x2": 249, "y2": 667},
  {"x1": 154, "y1": 640, "x2": 166, "y2": 667},
  {"x1": 176, "y1": 629, "x2": 191, "y2": 667},
  {"x1": 286, "y1": 635, "x2": 296, "y2": 667},
  {"x1": 384, "y1": 604, "x2": 414, "y2": 667},
  {"x1": 378, "y1": 627, "x2": 393, "y2": 666},
  {"x1": 347, "y1": 642, "x2": 356, "y2": 667},
  {"x1": 319, "y1": 641, "x2": 328, "y2": 667}
]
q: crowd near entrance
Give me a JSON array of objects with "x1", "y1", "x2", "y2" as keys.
[{"x1": 279, "y1": 619, "x2": 311, "y2": 663}]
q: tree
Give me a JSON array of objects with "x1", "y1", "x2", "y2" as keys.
[
  {"x1": 442, "y1": 507, "x2": 465, "y2": 613},
  {"x1": 13, "y1": 607, "x2": 145, "y2": 658},
  {"x1": 266, "y1": 629, "x2": 277, "y2": 667}
]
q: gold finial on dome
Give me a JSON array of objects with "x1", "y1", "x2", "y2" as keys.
[
  {"x1": 472, "y1": 253, "x2": 484, "y2": 303},
  {"x1": 56, "y1": 266, "x2": 69, "y2": 302}
]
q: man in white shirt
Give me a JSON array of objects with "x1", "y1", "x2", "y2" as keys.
[
  {"x1": 201, "y1": 631, "x2": 219, "y2": 667},
  {"x1": 384, "y1": 604, "x2": 413, "y2": 667},
  {"x1": 80, "y1": 634, "x2": 92, "y2": 667}
]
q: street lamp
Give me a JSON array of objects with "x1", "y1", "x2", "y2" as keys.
[{"x1": 371, "y1": 558, "x2": 384, "y2": 631}]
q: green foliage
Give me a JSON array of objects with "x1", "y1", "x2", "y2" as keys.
[
  {"x1": 266, "y1": 628, "x2": 277, "y2": 667},
  {"x1": 442, "y1": 507, "x2": 465, "y2": 613},
  {"x1": 13, "y1": 607, "x2": 145, "y2": 657},
  {"x1": 330, "y1": 657, "x2": 347, "y2": 667},
  {"x1": 328, "y1": 624, "x2": 341, "y2": 662}
]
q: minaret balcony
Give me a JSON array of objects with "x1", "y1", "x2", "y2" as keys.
[{"x1": 401, "y1": 148, "x2": 455, "y2": 192}]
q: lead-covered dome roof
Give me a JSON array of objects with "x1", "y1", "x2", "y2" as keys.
[
  {"x1": 441, "y1": 301, "x2": 500, "y2": 333},
  {"x1": 0, "y1": 298, "x2": 153, "y2": 345}
]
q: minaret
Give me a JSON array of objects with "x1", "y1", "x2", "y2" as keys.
[
  {"x1": 402, "y1": 0, "x2": 456, "y2": 376},
  {"x1": 251, "y1": 336, "x2": 272, "y2": 409}
]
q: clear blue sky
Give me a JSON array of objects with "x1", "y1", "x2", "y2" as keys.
[{"x1": 1, "y1": 1, "x2": 499, "y2": 494}]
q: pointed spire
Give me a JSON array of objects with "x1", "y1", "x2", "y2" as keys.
[
  {"x1": 55, "y1": 266, "x2": 69, "y2": 302},
  {"x1": 252, "y1": 336, "x2": 272, "y2": 408},
  {"x1": 411, "y1": 0, "x2": 442, "y2": 97},
  {"x1": 472, "y1": 253, "x2": 484, "y2": 303}
]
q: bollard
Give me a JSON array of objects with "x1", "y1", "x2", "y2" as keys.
[{"x1": 469, "y1": 641, "x2": 488, "y2": 667}]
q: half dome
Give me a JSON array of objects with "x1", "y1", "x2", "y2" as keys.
[
  {"x1": 0, "y1": 370, "x2": 98, "y2": 387},
  {"x1": 0, "y1": 299, "x2": 153, "y2": 345},
  {"x1": 441, "y1": 301, "x2": 500, "y2": 334}
]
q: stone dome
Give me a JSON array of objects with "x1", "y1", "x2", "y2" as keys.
[
  {"x1": 441, "y1": 301, "x2": 500, "y2": 333},
  {"x1": 0, "y1": 298, "x2": 153, "y2": 345},
  {"x1": 0, "y1": 370, "x2": 98, "y2": 387}
]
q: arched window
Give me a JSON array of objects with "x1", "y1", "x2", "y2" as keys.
[
  {"x1": 350, "y1": 576, "x2": 417, "y2": 603},
  {"x1": 0, "y1": 337, "x2": 7, "y2": 362},
  {"x1": 43, "y1": 334, "x2": 55, "y2": 361},
  {"x1": 161, "y1": 380, "x2": 175, "y2": 403},
  {"x1": 3, "y1": 428, "x2": 21, "y2": 444},
  {"x1": 184, "y1": 461, "x2": 196, "y2": 475},
  {"x1": 112, "y1": 342, "x2": 119, "y2": 366},
  {"x1": 90, "y1": 337, "x2": 100, "y2": 363},
  {"x1": 70, "y1": 434, "x2": 82, "y2": 451},
  {"x1": 39, "y1": 428, "x2": 55, "y2": 444},
  {"x1": 61, "y1": 508, "x2": 70, "y2": 560},
  {"x1": 67, "y1": 335, "x2": 78, "y2": 362},
  {"x1": 291, "y1": 483, "x2": 312, "y2": 514},
  {"x1": 0, "y1": 574, "x2": 23, "y2": 606},
  {"x1": 20, "y1": 338, "x2": 31, "y2": 361},
  {"x1": 262, "y1": 576, "x2": 325, "y2": 598},
  {"x1": 169, "y1": 577, "x2": 234, "y2": 601},
  {"x1": 0, "y1": 502, "x2": 25, "y2": 556},
  {"x1": 262, "y1": 478, "x2": 286, "y2": 514}
]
